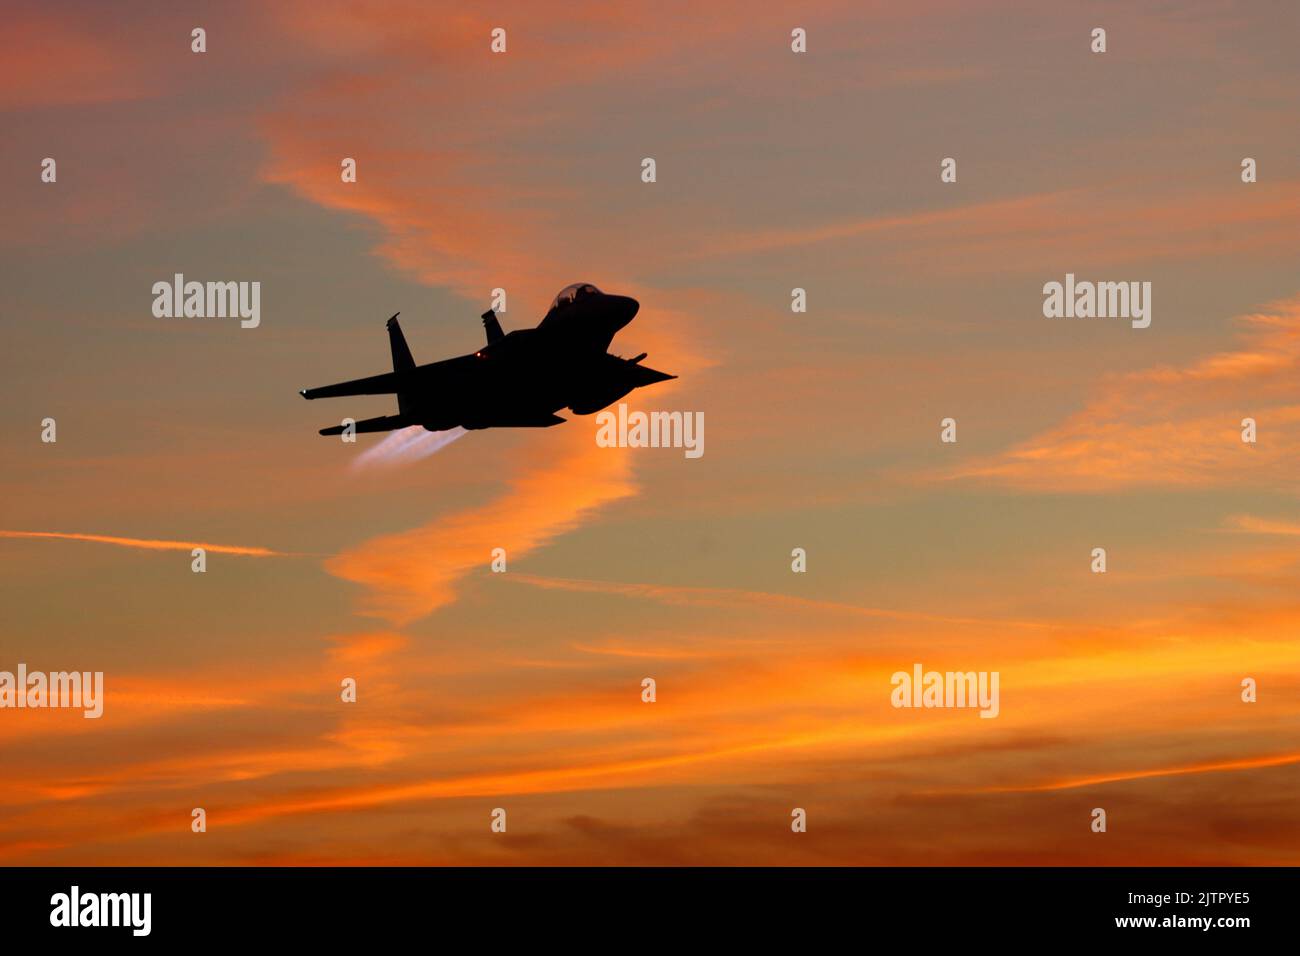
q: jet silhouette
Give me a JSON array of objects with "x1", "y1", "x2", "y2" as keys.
[{"x1": 300, "y1": 283, "x2": 675, "y2": 435}]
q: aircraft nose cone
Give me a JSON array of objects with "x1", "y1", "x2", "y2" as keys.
[{"x1": 610, "y1": 294, "x2": 639, "y2": 325}]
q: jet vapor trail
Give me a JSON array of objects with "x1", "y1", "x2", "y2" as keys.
[
  {"x1": 350, "y1": 426, "x2": 467, "y2": 471},
  {"x1": 0, "y1": 530, "x2": 288, "y2": 556}
]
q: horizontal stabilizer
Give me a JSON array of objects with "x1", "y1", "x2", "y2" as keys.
[
  {"x1": 300, "y1": 370, "x2": 400, "y2": 400},
  {"x1": 319, "y1": 414, "x2": 410, "y2": 436}
]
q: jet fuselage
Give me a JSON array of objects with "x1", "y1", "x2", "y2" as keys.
[{"x1": 300, "y1": 284, "x2": 675, "y2": 436}]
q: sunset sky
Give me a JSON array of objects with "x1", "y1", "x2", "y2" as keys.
[{"x1": 2, "y1": 0, "x2": 1299, "y2": 864}]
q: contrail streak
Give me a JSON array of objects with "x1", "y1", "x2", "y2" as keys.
[{"x1": 0, "y1": 530, "x2": 289, "y2": 556}]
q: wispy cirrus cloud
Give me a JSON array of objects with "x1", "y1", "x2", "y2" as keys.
[
  {"x1": 687, "y1": 181, "x2": 1300, "y2": 273},
  {"x1": 947, "y1": 296, "x2": 1300, "y2": 491},
  {"x1": 1224, "y1": 514, "x2": 1300, "y2": 537},
  {"x1": 509, "y1": 572, "x2": 1060, "y2": 631},
  {"x1": 967, "y1": 751, "x2": 1300, "y2": 794}
]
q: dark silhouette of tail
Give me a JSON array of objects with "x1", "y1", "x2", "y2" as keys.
[
  {"x1": 387, "y1": 313, "x2": 415, "y2": 373},
  {"x1": 482, "y1": 309, "x2": 505, "y2": 346}
]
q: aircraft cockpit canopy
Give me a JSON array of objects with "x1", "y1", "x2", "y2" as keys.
[{"x1": 549, "y1": 283, "x2": 601, "y2": 312}]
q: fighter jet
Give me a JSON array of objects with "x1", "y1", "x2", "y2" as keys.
[{"x1": 300, "y1": 283, "x2": 675, "y2": 435}]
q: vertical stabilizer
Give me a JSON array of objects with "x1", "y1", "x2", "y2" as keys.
[
  {"x1": 482, "y1": 309, "x2": 505, "y2": 346},
  {"x1": 386, "y1": 313, "x2": 415, "y2": 373}
]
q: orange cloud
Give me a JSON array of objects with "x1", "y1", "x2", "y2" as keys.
[
  {"x1": 325, "y1": 433, "x2": 635, "y2": 623},
  {"x1": 949, "y1": 296, "x2": 1300, "y2": 490},
  {"x1": 1225, "y1": 514, "x2": 1300, "y2": 537},
  {"x1": 327, "y1": 631, "x2": 409, "y2": 664},
  {"x1": 0, "y1": 10, "x2": 152, "y2": 108},
  {"x1": 4, "y1": 581, "x2": 1299, "y2": 863}
]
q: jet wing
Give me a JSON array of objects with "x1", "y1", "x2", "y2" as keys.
[{"x1": 299, "y1": 370, "x2": 400, "y2": 400}]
